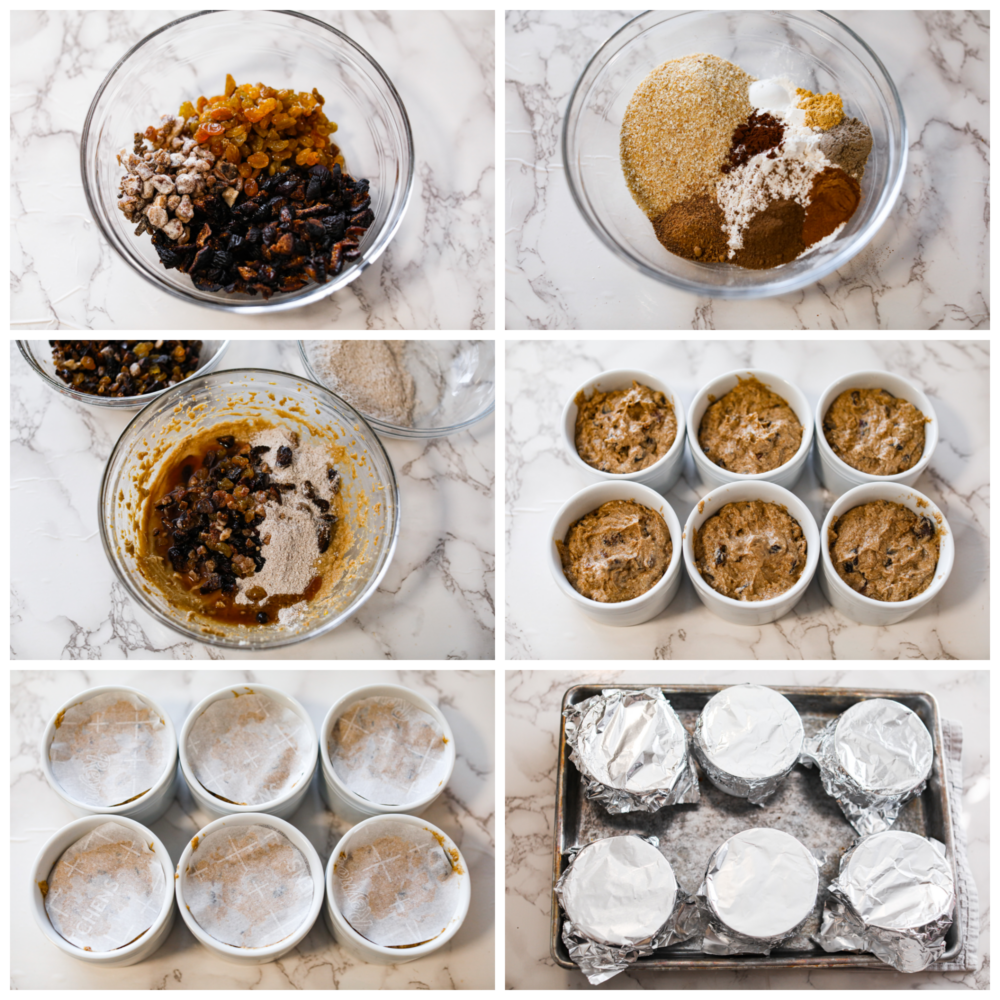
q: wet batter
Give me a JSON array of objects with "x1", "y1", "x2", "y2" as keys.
[
  {"x1": 829, "y1": 500, "x2": 940, "y2": 601},
  {"x1": 695, "y1": 500, "x2": 807, "y2": 601},
  {"x1": 575, "y1": 382, "x2": 677, "y2": 473},
  {"x1": 556, "y1": 499, "x2": 671, "y2": 603},
  {"x1": 699, "y1": 376, "x2": 803, "y2": 475},
  {"x1": 823, "y1": 388, "x2": 926, "y2": 475}
]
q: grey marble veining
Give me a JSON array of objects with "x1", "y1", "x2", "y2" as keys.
[
  {"x1": 11, "y1": 340, "x2": 495, "y2": 659},
  {"x1": 12, "y1": 668, "x2": 494, "y2": 988},
  {"x1": 504, "y1": 668, "x2": 989, "y2": 989},
  {"x1": 505, "y1": 10, "x2": 989, "y2": 329},
  {"x1": 11, "y1": 10, "x2": 495, "y2": 330},
  {"x1": 506, "y1": 339, "x2": 988, "y2": 659}
]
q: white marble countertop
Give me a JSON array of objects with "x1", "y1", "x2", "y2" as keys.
[
  {"x1": 505, "y1": 340, "x2": 988, "y2": 659},
  {"x1": 11, "y1": 340, "x2": 495, "y2": 659},
  {"x1": 12, "y1": 668, "x2": 494, "y2": 988},
  {"x1": 505, "y1": 10, "x2": 989, "y2": 329},
  {"x1": 11, "y1": 10, "x2": 494, "y2": 330},
  {"x1": 504, "y1": 668, "x2": 989, "y2": 989}
]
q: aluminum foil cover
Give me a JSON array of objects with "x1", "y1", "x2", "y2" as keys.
[
  {"x1": 555, "y1": 835, "x2": 702, "y2": 985},
  {"x1": 699, "y1": 828, "x2": 820, "y2": 956},
  {"x1": 816, "y1": 831, "x2": 955, "y2": 973},
  {"x1": 563, "y1": 688, "x2": 699, "y2": 814},
  {"x1": 692, "y1": 684, "x2": 804, "y2": 806},
  {"x1": 800, "y1": 699, "x2": 934, "y2": 836}
]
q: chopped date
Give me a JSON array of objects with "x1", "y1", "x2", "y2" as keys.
[{"x1": 149, "y1": 163, "x2": 373, "y2": 299}]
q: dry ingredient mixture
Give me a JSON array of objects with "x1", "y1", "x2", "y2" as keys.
[
  {"x1": 574, "y1": 381, "x2": 677, "y2": 473},
  {"x1": 695, "y1": 500, "x2": 807, "y2": 601},
  {"x1": 556, "y1": 499, "x2": 672, "y2": 603},
  {"x1": 310, "y1": 341, "x2": 416, "y2": 426},
  {"x1": 116, "y1": 75, "x2": 373, "y2": 298},
  {"x1": 621, "y1": 54, "x2": 873, "y2": 269},
  {"x1": 829, "y1": 500, "x2": 940, "y2": 601},
  {"x1": 50, "y1": 340, "x2": 201, "y2": 397},
  {"x1": 148, "y1": 425, "x2": 344, "y2": 626},
  {"x1": 698, "y1": 375, "x2": 803, "y2": 474},
  {"x1": 823, "y1": 388, "x2": 926, "y2": 475}
]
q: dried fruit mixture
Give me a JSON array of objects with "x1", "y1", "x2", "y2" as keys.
[
  {"x1": 50, "y1": 340, "x2": 202, "y2": 397},
  {"x1": 117, "y1": 75, "x2": 373, "y2": 298},
  {"x1": 151, "y1": 432, "x2": 342, "y2": 626}
]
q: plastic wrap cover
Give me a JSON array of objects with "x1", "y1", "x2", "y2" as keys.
[
  {"x1": 563, "y1": 688, "x2": 700, "y2": 814},
  {"x1": 692, "y1": 684, "x2": 804, "y2": 806},
  {"x1": 816, "y1": 830, "x2": 955, "y2": 973},
  {"x1": 801, "y1": 698, "x2": 934, "y2": 836}
]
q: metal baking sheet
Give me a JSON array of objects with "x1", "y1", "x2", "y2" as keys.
[{"x1": 550, "y1": 683, "x2": 959, "y2": 972}]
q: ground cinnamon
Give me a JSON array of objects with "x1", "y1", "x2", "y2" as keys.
[{"x1": 802, "y1": 167, "x2": 861, "y2": 247}]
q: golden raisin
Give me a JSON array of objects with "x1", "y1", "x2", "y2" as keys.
[
  {"x1": 209, "y1": 107, "x2": 234, "y2": 121},
  {"x1": 244, "y1": 177, "x2": 259, "y2": 197},
  {"x1": 224, "y1": 73, "x2": 236, "y2": 98},
  {"x1": 247, "y1": 151, "x2": 269, "y2": 169}
]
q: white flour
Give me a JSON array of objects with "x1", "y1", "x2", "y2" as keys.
[
  {"x1": 716, "y1": 127, "x2": 835, "y2": 253},
  {"x1": 234, "y1": 428, "x2": 339, "y2": 606}
]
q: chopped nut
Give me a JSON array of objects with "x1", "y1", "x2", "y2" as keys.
[
  {"x1": 145, "y1": 204, "x2": 168, "y2": 228},
  {"x1": 221, "y1": 186, "x2": 239, "y2": 207}
]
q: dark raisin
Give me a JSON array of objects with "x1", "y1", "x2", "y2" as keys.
[
  {"x1": 276, "y1": 445, "x2": 292, "y2": 467},
  {"x1": 317, "y1": 523, "x2": 332, "y2": 554},
  {"x1": 216, "y1": 435, "x2": 235, "y2": 449},
  {"x1": 302, "y1": 480, "x2": 317, "y2": 500},
  {"x1": 884, "y1": 558, "x2": 893, "y2": 568},
  {"x1": 914, "y1": 516, "x2": 935, "y2": 539},
  {"x1": 256, "y1": 611, "x2": 269, "y2": 624},
  {"x1": 715, "y1": 545, "x2": 727, "y2": 566},
  {"x1": 851, "y1": 390, "x2": 860, "y2": 403},
  {"x1": 769, "y1": 544, "x2": 781, "y2": 554}
]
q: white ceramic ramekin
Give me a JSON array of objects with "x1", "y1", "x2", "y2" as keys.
[
  {"x1": 320, "y1": 684, "x2": 456, "y2": 823},
  {"x1": 819, "y1": 482, "x2": 954, "y2": 626},
  {"x1": 814, "y1": 370, "x2": 939, "y2": 496},
  {"x1": 324, "y1": 814, "x2": 470, "y2": 965},
  {"x1": 40, "y1": 685, "x2": 178, "y2": 825},
  {"x1": 561, "y1": 368, "x2": 687, "y2": 495},
  {"x1": 175, "y1": 812, "x2": 324, "y2": 965},
  {"x1": 179, "y1": 684, "x2": 317, "y2": 820},
  {"x1": 548, "y1": 481, "x2": 684, "y2": 627},
  {"x1": 31, "y1": 815, "x2": 176, "y2": 966},
  {"x1": 687, "y1": 369, "x2": 814, "y2": 491},
  {"x1": 683, "y1": 481, "x2": 820, "y2": 626}
]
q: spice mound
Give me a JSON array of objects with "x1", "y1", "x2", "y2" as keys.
[
  {"x1": 116, "y1": 75, "x2": 373, "y2": 298},
  {"x1": 184, "y1": 824, "x2": 315, "y2": 949},
  {"x1": 145, "y1": 424, "x2": 346, "y2": 626},
  {"x1": 829, "y1": 500, "x2": 940, "y2": 602},
  {"x1": 698, "y1": 375, "x2": 803, "y2": 474},
  {"x1": 556, "y1": 499, "x2": 672, "y2": 603},
  {"x1": 43, "y1": 822, "x2": 165, "y2": 953},
  {"x1": 695, "y1": 500, "x2": 807, "y2": 601},
  {"x1": 50, "y1": 340, "x2": 201, "y2": 397},
  {"x1": 332, "y1": 821, "x2": 464, "y2": 948},
  {"x1": 823, "y1": 388, "x2": 927, "y2": 475},
  {"x1": 621, "y1": 55, "x2": 873, "y2": 270},
  {"x1": 574, "y1": 381, "x2": 677, "y2": 473}
]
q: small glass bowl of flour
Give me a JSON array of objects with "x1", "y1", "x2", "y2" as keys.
[{"x1": 299, "y1": 340, "x2": 495, "y2": 438}]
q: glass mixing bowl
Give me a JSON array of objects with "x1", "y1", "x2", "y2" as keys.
[
  {"x1": 563, "y1": 10, "x2": 906, "y2": 298},
  {"x1": 99, "y1": 369, "x2": 400, "y2": 650},
  {"x1": 82, "y1": 11, "x2": 413, "y2": 314},
  {"x1": 17, "y1": 339, "x2": 229, "y2": 410},
  {"x1": 298, "y1": 340, "x2": 496, "y2": 439}
]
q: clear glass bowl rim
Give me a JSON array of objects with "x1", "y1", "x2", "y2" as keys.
[
  {"x1": 561, "y1": 9, "x2": 908, "y2": 299},
  {"x1": 80, "y1": 9, "x2": 415, "y2": 314},
  {"x1": 297, "y1": 340, "x2": 496, "y2": 439},
  {"x1": 98, "y1": 367, "x2": 401, "y2": 650},
  {"x1": 16, "y1": 339, "x2": 231, "y2": 408}
]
